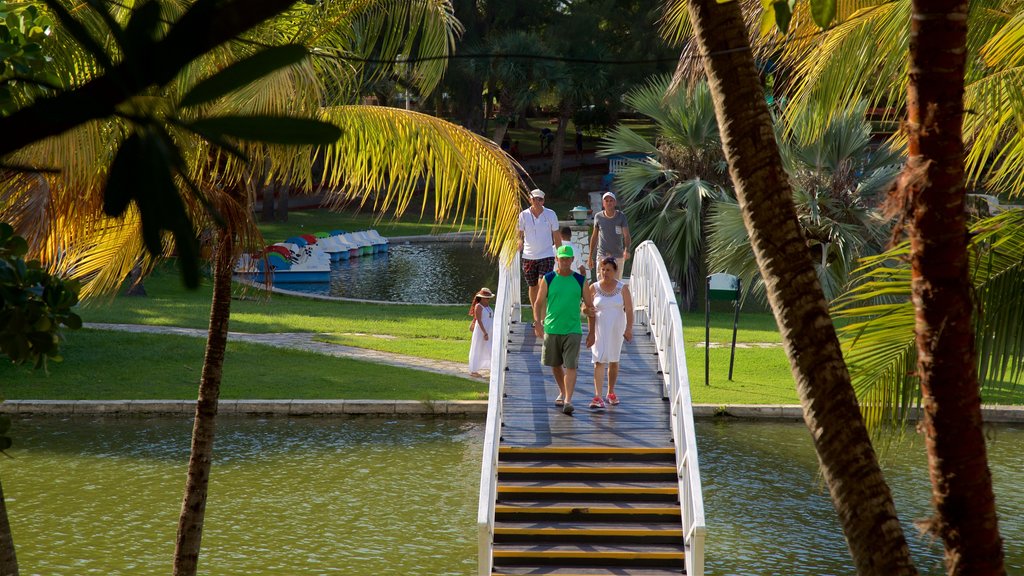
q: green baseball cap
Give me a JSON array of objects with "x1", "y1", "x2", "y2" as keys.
[{"x1": 556, "y1": 244, "x2": 574, "y2": 258}]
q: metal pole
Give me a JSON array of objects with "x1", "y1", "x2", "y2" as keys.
[
  {"x1": 728, "y1": 278, "x2": 741, "y2": 381},
  {"x1": 704, "y1": 276, "x2": 710, "y2": 386}
]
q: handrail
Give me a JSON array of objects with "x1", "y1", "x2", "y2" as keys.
[
  {"x1": 630, "y1": 240, "x2": 706, "y2": 576},
  {"x1": 476, "y1": 249, "x2": 521, "y2": 576}
]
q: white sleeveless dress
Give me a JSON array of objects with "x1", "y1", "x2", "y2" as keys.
[
  {"x1": 468, "y1": 304, "x2": 494, "y2": 373},
  {"x1": 591, "y1": 281, "x2": 626, "y2": 363}
]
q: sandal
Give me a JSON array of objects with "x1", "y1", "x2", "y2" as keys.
[{"x1": 555, "y1": 394, "x2": 565, "y2": 407}]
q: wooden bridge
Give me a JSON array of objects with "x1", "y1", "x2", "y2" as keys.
[{"x1": 478, "y1": 242, "x2": 706, "y2": 576}]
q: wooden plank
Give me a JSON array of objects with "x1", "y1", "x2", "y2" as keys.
[{"x1": 499, "y1": 444, "x2": 675, "y2": 453}]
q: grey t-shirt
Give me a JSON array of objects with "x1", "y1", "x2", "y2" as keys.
[{"x1": 594, "y1": 210, "x2": 628, "y2": 258}]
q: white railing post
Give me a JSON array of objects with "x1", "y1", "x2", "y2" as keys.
[
  {"x1": 632, "y1": 241, "x2": 706, "y2": 576},
  {"x1": 477, "y1": 249, "x2": 520, "y2": 576}
]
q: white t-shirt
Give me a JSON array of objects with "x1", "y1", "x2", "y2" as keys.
[{"x1": 517, "y1": 207, "x2": 559, "y2": 260}]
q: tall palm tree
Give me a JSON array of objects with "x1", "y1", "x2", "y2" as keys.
[
  {"x1": 666, "y1": 0, "x2": 1010, "y2": 570},
  {"x1": 666, "y1": 0, "x2": 918, "y2": 571},
  {"x1": 598, "y1": 75, "x2": 728, "y2": 308},
  {"x1": 1, "y1": 2, "x2": 524, "y2": 574}
]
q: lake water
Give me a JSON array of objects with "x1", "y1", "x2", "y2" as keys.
[
  {"x1": 4, "y1": 417, "x2": 1021, "y2": 575},
  {"x1": 282, "y1": 243, "x2": 503, "y2": 304}
]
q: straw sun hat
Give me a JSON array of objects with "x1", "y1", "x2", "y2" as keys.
[{"x1": 475, "y1": 288, "x2": 495, "y2": 298}]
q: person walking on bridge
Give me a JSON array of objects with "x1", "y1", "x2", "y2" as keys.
[
  {"x1": 518, "y1": 188, "x2": 560, "y2": 308},
  {"x1": 533, "y1": 245, "x2": 595, "y2": 416},
  {"x1": 589, "y1": 191, "x2": 631, "y2": 280}
]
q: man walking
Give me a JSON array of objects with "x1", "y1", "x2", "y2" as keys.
[
  {"x1": 518, "y1": 188, "x2": 561, "y2": 308},
  {"x1": 589, "y1": 191, "x2": 631, "y2": 280},
  {"x1": 534, "y1": 245, "x2": 595, "y2": 416}
]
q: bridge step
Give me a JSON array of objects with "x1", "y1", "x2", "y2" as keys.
[
  {"x1": 492, "y1": 543, "x2": 684, "y2": 567},
  {"x1": 495, "y1": 502, "x2": 681, "y2": 522},
  {"x1": 493, "y1": 568, "x2": 685, "y2": 575},
  {"x1": 494, "y1": 520, "x2": 683, "y2": 543},
  {"x1": 499, "y1": 446, "x2": 675, "y2": 461},
  {"x1": 498, "y1": 480, "x2": 678, "y2": 501},
  {"x1": 498, "y1": 462, "x2": 677, "y2": 481}
]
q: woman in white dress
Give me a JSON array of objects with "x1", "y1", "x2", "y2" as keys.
[
  {"x1": 586, "y1": 258, "x2": 632, "y2": 409},
  {"x1": 468, "y1": 287, "x2": 495, "y2": 377}
]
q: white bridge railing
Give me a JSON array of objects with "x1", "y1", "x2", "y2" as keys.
[
  {"x1": 631, "y1": 240, "x2": 706, "y2": 576},
  {"x1": 476, "y1": 242, "x2": 703, "y2": 576},
  {"x1": 476, "y1": 249, "x2": 521, "y2": 576}
]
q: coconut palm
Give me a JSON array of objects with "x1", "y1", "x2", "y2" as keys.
[
  {"x1": 708, "y1": 100, "x2": 901, "y2": 304},
  {"x1": 0, "y1": 1, "x2": 524, "y2": 574},
  {"x1": 662, "y1": 0, "x2": 919, "y2": 571},
  {"x1": 598, "y1": 76, "x2": 729, "y2": 308},
  {"x1": 665, "y1": 0, "x2": 1009, "y2": 570}
]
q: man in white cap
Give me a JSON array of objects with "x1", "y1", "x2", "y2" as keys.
[
  {"x1": 589, "y1": 191, "x2": 631, "y2": 280},
  {"x1": 518, "y1": 188, "x2": 561, "y2": 308},
  {"x1": 534, "y1": 244, "x2": 595, "y2": 415}
]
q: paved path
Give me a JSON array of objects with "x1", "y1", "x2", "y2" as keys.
[{"x1": 85, "y1": 323, "x2": 471, "y2": 379}]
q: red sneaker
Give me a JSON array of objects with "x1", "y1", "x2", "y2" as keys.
[
  {"x1": 589, "y1": 396, "x2": 606, "y2": 411},
  {"x1": 606, "y1": 393, "x2": 620, "y2": 405}
]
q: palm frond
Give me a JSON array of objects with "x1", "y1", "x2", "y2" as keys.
[
  {"x1": 317, "y1": 105, "x2": 523, "y2": 254},
  {"x1": 834, "y1": 211, "x2": 1024, "y2": 430},
  {"x1": 596, "y1": 126, "x2": 660, "y2": 157}
]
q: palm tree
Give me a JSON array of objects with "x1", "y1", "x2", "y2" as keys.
[
  {"x1": 666, "y1": 0, "x2": 1010, "y2": 570},
  {"x1": 485, "y1": 30, "x2": 562, "y2": 147},
  {"x1": 666, "y1": 0, "x2": 918, "y2": 571},
  {"x1": 598, "y1": 76, "x2": 728, "y2": 308},
  {"x1": 708, "y1": 100, "x2": 901, "y2": 304},
  {"x1": 1, "y1": 2, "x2": 524, "y2": 574}
]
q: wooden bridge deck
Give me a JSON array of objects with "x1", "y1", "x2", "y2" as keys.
[
  {"x1": 490, "y1": 318, "x2": 686, "y2": 575},
  {"x1": 501, "y1": 320, "x2": 671, "y2": 449}
]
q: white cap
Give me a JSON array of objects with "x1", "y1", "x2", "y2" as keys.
[
  {"x1": 530, "y1": 188, "x2": 545, "y2": 199},
  {"x1": 602, "y1": 191, "x2": 616, "y2": 200}
]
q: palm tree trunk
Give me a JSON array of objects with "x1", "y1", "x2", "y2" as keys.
[
  {"x1": 173, "y1": 226, "x2": 234, "y2": 576},
  {"x1": 261, "y1": 182, "x2": 275, "y2": 222},
  {"x1": 277, "y1": 180, "x2": 289, "y2": 222},
  {"x1": 550, "y1": 105, "x2": 571, "y2": 186},
  {"x1": 491, "y1": 120, "x2": 510, "y2": 151},
  {"x1": 900, "y1": 2, "x2": 1004, "y2": 572},
  {"x1": 0, "y1": 478, "x2": 18, "y2": 576},
  {"x1": 682, "y1": 0, "x2": 917, "y2": 573}
]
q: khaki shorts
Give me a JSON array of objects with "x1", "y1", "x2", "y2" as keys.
[{"x1": 542, "y1": 333, "x2": 582, "y2": 369}]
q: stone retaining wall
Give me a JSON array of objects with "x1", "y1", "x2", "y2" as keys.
[{"x1": 4, "y1": 400, "x2": 1023, "y2": 423}]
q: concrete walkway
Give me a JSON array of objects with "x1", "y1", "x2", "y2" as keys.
[{"x1": 84, "y1": 323, "x2": 469, "y2": 379}]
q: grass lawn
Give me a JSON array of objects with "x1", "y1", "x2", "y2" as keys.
[
  {"x1": 0, "y1": 330, "x2": 485, "y2": 401},
  {"x1": 85, "y1": 266, "x2": 471, "y2": 337},
  {"x1": 33, "y1": 259, "x2": 1021, "y2": 405}
]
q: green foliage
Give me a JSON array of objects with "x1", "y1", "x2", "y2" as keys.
[
  {"x1": 572, "y1": 104, "x2": 612, "y2": 135},
  {"x1": 0, "y1": 222, "x2": 81, "y2": 369},
  {"x1": 833, "y1": 210, "x2": 1024, "y2": 428},
  {"x1": 179, "y1": 45, "x2": 309, "y2": 108},
  {"x1": 28, "y1": 1, "x2": 341, "y2": 289},
  {"x1": 0, "y1": 0, "x2": 58, "y2": 113},
  {"x1": 709, "y1": 101, "x2": 901, "y2": 304}
]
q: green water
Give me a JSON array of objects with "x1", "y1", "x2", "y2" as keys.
[
  {"x1": 4, "y1": 417, "x2": 481, "y2": 575},
  {"x1": 3, "y1": 417, "x2": 1022, "y2": 575}
]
